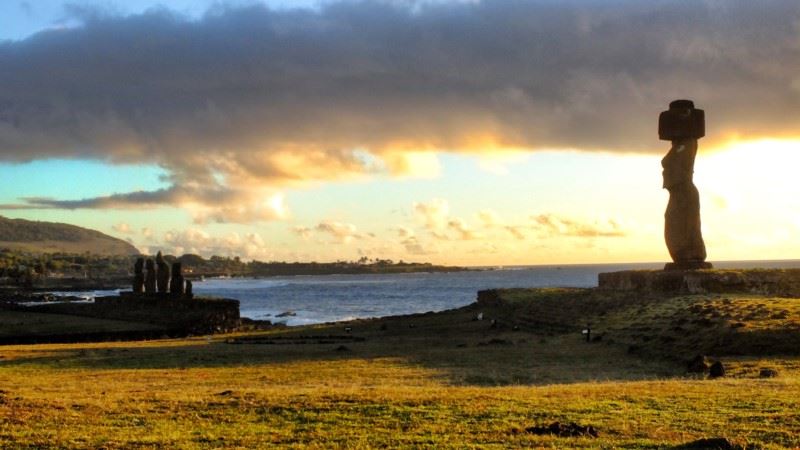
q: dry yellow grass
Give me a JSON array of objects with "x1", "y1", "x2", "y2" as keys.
[{"x1": 1, "y1": 291, "x2": 799, "y2": 448}]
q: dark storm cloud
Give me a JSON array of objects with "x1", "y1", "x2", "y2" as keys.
[{"x1": 0, "y1": 0, "x2": 798, "y2": 217}]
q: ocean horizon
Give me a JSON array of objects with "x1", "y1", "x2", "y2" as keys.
[
  {"x1": 51, "y1": 259, "x2": 800, "y2": 326},
  {"x1": 192, "y1": 259, "x2": 800, "y2": 325}
]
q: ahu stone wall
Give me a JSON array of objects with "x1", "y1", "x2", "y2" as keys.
[{"x1": 598, "y1": 269, "x2": 800, "y2": 297}]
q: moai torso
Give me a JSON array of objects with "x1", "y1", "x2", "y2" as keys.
[
  {"x1": 144, "y1": 259, "x2": 156, "y2": 293},
  {"x1": 133, "y1": 258, "x2": 144, "y2": 293},
  {"x1": 155, "y1": 252, "x2": 170, "y2": 294}
]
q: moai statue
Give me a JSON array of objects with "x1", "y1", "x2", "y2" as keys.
[
  {"x1": 659, "y1": 99, "x2": 712, "y2": 270},
  {"x1": 185, "y1": 279, "x2": 193, "y2": 298},
  {"x1": 155, "y1": 251, "x2": 170, "y2": 294},
  {"x1": 144, "y1": 258, "x2": 157, "y2": 293},
  {"x1": 133, "y1": 257, "x2": 144, "y2": 293},
  {"x1": 170, "y1": 262, "x2": 185, "y2": 296}
]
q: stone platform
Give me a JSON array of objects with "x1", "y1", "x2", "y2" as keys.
[
  {"x1": 598, "y1": 269, "x2": 800, "y2": 297},
  {"x1": 26, "y1": 294, "x2": 240, "y2": 334}
]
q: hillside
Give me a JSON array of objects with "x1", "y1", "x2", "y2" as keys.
[{"x1": 0, "y1": 215, "x2": 139, "y2": 256}]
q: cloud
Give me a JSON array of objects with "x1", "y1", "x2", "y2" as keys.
[
  {"x1": 162, "y1": 228, "x2": 268, "y2": 258},
  {"x1": 504, "y1": 225, "x2": 527, "y2": 240},
  {"x1": 478, "y1": 209, "x2": 501, "y2": 228},
  {"x1": 315, "y1": 221, "x2": 363, "y2": 243},
  {"x1": 112, "y1": 222, "x2": 132, "y2": 234},
  {"x1": 413, "y1": 199, "x2": 450, "y2": 230},
  {"x1": 292, "y1": 226, "x2": 313, "y2": 240},
  {"x1": 5, "y1": 186, "x2": 288, "y2": 224},
  {"x1": 1, "y1": 1, "x2": 798, "y2": 219},
  {"x1": 531, "y1": 214, "x2": 626, "y2": 238},
  {"x1": 447, "y1": 218, "x2": 481, "y2": 240},
  {"x1": 141, "y1": 227, "x2": 154, "y2": 238},
  {"x1": 401, "y1": 236, "x2": 437, "y2": 255},
  {"x1": 395, "y1": 226, "x2": 415, "y2": 238}
]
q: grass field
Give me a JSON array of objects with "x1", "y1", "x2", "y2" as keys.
[
  {"x1": 0, "y1": 310, "x2": 160, "y2": 337},
  {"x1": 1, "y1": 290, "x2": 799, "y2": 448}
]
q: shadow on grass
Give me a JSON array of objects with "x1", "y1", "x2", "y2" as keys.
[{"x1": 0, "y1": 306, "x2": 684, "y2": 386}]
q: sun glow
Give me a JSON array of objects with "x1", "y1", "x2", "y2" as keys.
[{"x1": 696, "y1": 138, "x2": 800, "y2": 260}]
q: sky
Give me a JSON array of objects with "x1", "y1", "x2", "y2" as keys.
[{"x1": 0, "y1": 0, "x2": 799, "y2": 266}]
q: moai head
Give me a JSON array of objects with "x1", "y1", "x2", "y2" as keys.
[
  {"x1": 659, "y1": 99, "x2": 705, "y2": 141},
  {"x1": 156, "y1": 251, "x2": 165, "y2": 265},
  {"x1": 145, "y1": 259, "x2": 155, "y2": 271}
]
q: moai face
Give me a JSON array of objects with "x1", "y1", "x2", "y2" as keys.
[{"x1": 658, "y1": 99, "x2": 705, "y2": 141}]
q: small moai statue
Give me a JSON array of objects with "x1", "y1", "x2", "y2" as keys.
[
  {"x1": 185, "y1": 279, "x2": 193, "y2": 298},
  {"x1": 133, "y1": 257, "x2": 144, "y2": 293},
  {"x1": 155, "y1": 251, "x2": 170, "y2": 294},
  {"x1": 170, "y1": 262, "x2": 185, "y2": 296},
  {"x1": 144, "y1": 258, "x2": 156, "y2": 293}
]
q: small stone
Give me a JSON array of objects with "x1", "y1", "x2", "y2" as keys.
[
  {"x1": 524, "y1": 421, "x2": 599, "y2": 438},
  {"x1": 759, "y1": 368, "x2": 779, "y2": 378},
  {"x1": 709, "y1": 361, "x2": 725, "y2": 378}
]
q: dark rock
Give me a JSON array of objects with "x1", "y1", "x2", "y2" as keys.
[
  {"x1": 334, "y1": 345, "x2": 350, "y2": 352},
  {"x1": 687, "y1": 355, "x2": 709, "y2": 373},
  {"x1": 169, "y1": 262, "x2": 184, "y2": 296},
  {"x1": 709, "y1": 361, "x2": 725, "y2": 378},
  {"x1": 759, "y1": 367, "x2": 779, "y2": 378},
  {"x1": 185, "y1": 280, "x2": 193, "y2": 297},
  {"x1": 524, "y1": 421, "x2": 599, "y2": 438},
  {"x1": 379, "y1": 323, "x2": 388, "y2": 331},
  {"x1": 478, "y1": 338, "x2": 513, "y2": 346},
  {"x1": 155, "y1": 251, "x2": 170, "y2": 294},
  {"x1": 133, "y1": 258, "x2": 144, "y2": 293},
  {"x1": 144, "y1": 259, "x2": 156, "y2": 293},
  {"x1": 673, "y1": 437, "x2": 737, "y2": 449},
  {"x1": 275, "y1": 311, "x2": 296, "y2": 318}
]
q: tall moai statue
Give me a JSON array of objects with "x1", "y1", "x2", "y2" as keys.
[
  {"x1": 170, "y1": 262, "x2": 185, "y2": 296},
  {"x1": 659, "y1": 99, "x2": 712, "y2": 270},
  {"x1": 155, "y1": 251, "x2": 170, "y2": 294},
  {"x1": 144, "y1": 258, "x2": 157, "y2": 293},
  {"x1": 133, "y1": 257, "x2": 145, "y2": 293}
]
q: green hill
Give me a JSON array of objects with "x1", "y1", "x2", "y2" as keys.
[{"x1": 0, "y1": 215, "x2": 140, "y2": 256}]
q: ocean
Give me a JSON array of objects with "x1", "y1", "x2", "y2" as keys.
[
  {"x1": 188, "y1": 260, "x2": 800, "y2": 326},
  {"x1": 48, "y1": 260, "x2": 800, "y2": 326}
]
